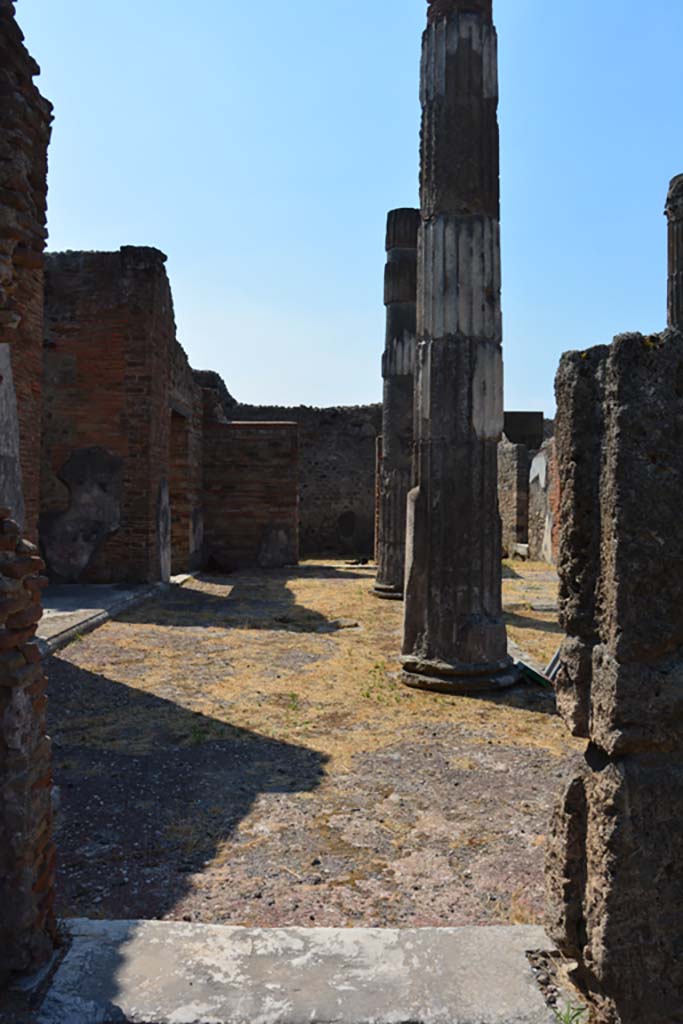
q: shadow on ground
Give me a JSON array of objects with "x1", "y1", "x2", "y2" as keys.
[
  {"x1": 118, "y1": 565, "x2": 371, "y2": 633},
  {"x1": 48, "y1": 656, "x2": 328, "y2": 923},
  {"x1": 504, "y1": 611, "x2": 564, "y2": 638}
]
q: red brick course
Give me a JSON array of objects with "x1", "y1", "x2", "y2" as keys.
[
  {"x1": 202, "y1": 409, "x2": 299, "y2": 571},
  {"x1": 41, "y1": 248, "x2": 202, "y2": 582}
]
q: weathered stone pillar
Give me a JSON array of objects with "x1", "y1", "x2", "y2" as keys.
[
  {"x1": 0, "y1": 2, "x2": 52, "y2": 541},
  {"x1": 374, "y1": 208, "x2": 419, "y2": 600},
  {"x1": 401, "y1": 0, "x2": 516, "y2": 692},
  {"x1": 547, "y1": 329, "x2": 683, "y2": 1024},
  {"x1": 0, "y1": 509, "x2": 55, "y2": 984},
  {"x1": 0, "y1": 2, "x2": 55, "y2": 983},
  {"x1": 666, "y1": 174, "x2": 683, "y2": 331}
]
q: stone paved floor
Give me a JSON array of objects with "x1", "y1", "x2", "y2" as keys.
[{"x1": 47, "y1": 560, "x2": 580, "y2": 929}]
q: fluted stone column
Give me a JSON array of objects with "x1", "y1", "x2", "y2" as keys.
[
  {"x1": 374, "y1": 208, "x2": 420, "y2": 600},
  {"x1": 666, "y1": 174, "x2": 683, "y2": 330},
  {"x1": 401, "y1": 0, "x2": 516, "y2": 692}
]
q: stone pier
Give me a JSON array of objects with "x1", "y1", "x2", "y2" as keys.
[
  {"x1": 0, "y1": 2, "x2": 55, "y2": 983},
  {"x1": 666, "y1": 174, "x2": 683, "y2": 330},
  {"x1": 374, "y1": 208, "x2": 419, "y2": 600},
  {"x1": 547, "y1": 330, "x2": 683, "y2": 1023},
  {"x1": 0, "y1": 1, "x2": 52, "y2": 540},
  {"x1": 402, "y1": 0, "x2": 516, "y2": 692}
]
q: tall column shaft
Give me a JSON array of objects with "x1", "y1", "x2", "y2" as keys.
[
  {"x1": 374, "y1": 208, "x2": 419, "y2": 599},
  {"x1": 666, "y1": 174, "x2": 683, "y2": 330},
  {"x1": 402, "y1": 0, "x2": 516, "y2": 692}
]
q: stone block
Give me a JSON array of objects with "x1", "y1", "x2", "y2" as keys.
[
  {"x1": 547, "y1": 753, "x2": 683, "y2": 1024},
  {"x1": 555, "y1": 331, "x2": 683, "y2": 748},
  {"x1": 554, "y1": 636, "x2": 592, "y2": 738}
]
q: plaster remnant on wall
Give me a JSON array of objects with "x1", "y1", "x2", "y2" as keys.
[
  {"x1": 40, "y1": 447, "x2": 123, "y2": 581},
  {"x1": 472, "y1": 343, "x2": 503, "y2": 440}
]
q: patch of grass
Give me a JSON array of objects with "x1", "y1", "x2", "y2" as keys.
[
  {"x1": 361, "y1": 661, "x2": 402, "y2": 704},
  {"x1": 288, "y1": 692, "x2": 300, "y2": 712},
  {"x1": 553, "y1": 1005, "x2": 587, "y2": 1024}
]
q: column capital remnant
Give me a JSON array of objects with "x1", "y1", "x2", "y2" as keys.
[
  {"x1": 426, "y1": 0, "x2": 493, "y2": 24},
  {"x1": 665, "y1": 174, "x2": 683, "y2": 220}
]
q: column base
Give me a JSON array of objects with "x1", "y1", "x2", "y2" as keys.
[
  {"x1": 401, "y1": 655, "x2": 520, "y2": 695},
  {"x1": 372, "y1": 582, "x2": 404, "y2": 601}
]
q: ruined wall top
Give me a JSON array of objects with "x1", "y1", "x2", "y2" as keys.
[
  {"x1": 426, "y1": 0, "x2": 493, "y2": 24},
  {"x1": 665, "y1": 174, "x2": 683, "y2": 221}
]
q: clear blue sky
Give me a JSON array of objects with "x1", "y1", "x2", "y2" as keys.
[{"x1": 19, "y1": 1, "x2": 683, "y2": 414}]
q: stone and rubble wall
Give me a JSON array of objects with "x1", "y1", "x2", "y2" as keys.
[
  {"x1": 195, "y1": 375, "x2": 381, "y2": 558},
  {"x1": 0, "y1": 511, "x2": 55, "y2": 983},
  {"x1": 41, "y1": 247, "x2": 189, "y2": 583},
  {"x1": 201, "y1": 396, "x2": 299, "y2": 570},
  {"x1": 0, "y1": 1, "x2": 52, "y2": 540},
  {"x1": 546, "y1": 330, "x2": 683, "y2": 1024},
  {"x1": 169, "y1": 338, "x2": 204, "y2": 574}
]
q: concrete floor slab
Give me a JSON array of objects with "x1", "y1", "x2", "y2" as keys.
[
  {"x1": 37, "y1": 577, "x2": 191, "y2": 655},
  {"x1": 37, "y1": 920, "x2": 556, "y2": 1024}
]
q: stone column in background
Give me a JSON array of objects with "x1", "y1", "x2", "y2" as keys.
[
  {"x1": 374, "y1": 208, "x2": 420, "y2": 600},
  {"x1": 547, "y1": 328, "x2": 683, "y2": 1024},
  {"x1": 666, "y1": 174, "x2": 683, "y2": 330},
  {"x1": 402, "y1": 0, "x2": 516, "y2": 692}
]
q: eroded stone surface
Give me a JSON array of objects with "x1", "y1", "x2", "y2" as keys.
[
  {"x1": 0, "y1": 2, "x2": 52, "y2": 539},
  {"x1": 0, "y1": 508, "x2": 55, "y2": 982},
  {"x1": 548, "y1": 325, "x2": 683, "y2": 1023},
  {"x1": 37, "y1": 921, "x2": 555, "y2": 1024}
]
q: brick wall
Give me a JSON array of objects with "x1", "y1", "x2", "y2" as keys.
[
  {"x1": 195, "y1": 375, "x2": 381, "y2": 558},
  {"x1": 0, "y1": 2, "x2": 52, "y2": 540},
  {"x1": 202, "y1": 412, "x2": 299, "y2": 571},
  {"x1": 41, "y1": 247, "x2": 181, "y2": 582},
  {"x1": 236, "y1": 405, "x2": 380, "y2": 557}
]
